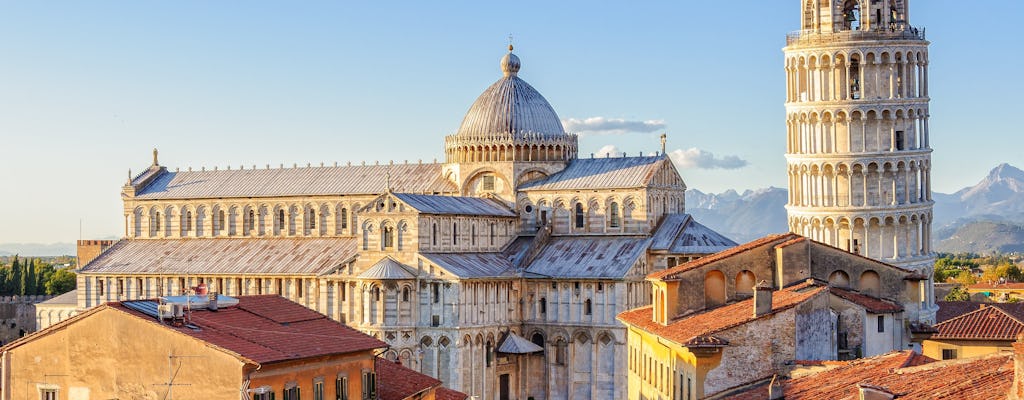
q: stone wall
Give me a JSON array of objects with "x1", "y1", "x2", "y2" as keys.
[{"x1": 0, "y1": 295, "x2": 53, "y2": 344}]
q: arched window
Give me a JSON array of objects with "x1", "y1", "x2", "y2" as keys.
[
  {"x1": 609, "y1": 202, "x2": 621, "y2": 228},
  {"x1": 152, "y1": 212, "x2": 162, "y2": 234},
  {"x1": 340, "y1": 208, "x2": 348, "y2": 229},
  {"x1": 402, "y1": 287, "x2": 410, "y2": 302},
  {"x1": 246, "y1": 210, "x2": 255, "y2": 231},
  {"x1": 704, "y1": 270, "x2": 727, "y2": 307},
  {"x1": 382, "y1": 225, "x2": 394, "y2": 249},
  {"x1": 184, "y1": 211, "x2": 193, "y2": 233},
  {"x1": 307, "y1": 208, "x2": 316, "y2": 230},
  {"x1": 539, "y1": 297, "x2": 547, "y2": 314},
  {"x1": 452, "y1": 222, "x2": 458, "y2": 245},
  {"x1": 860, "y1": 270, "x2": 881, "y2": 295},
  {"x1": 736, "y1": 270, "x2": 756, "y2": 296},
  {"x1": 486, "y1": 340, "x2": 494, "y2": 367},
  {"x1": 584, "y1": 299, "x2": 592, "y2": 316},
  {"x1": 276, "y1": 209, "x2": 285, "y2": 231},
  {"x1": 217, "y1": 210, "x2": 225, "y2": 231},
  {"x1": 829, "y1": 270, "x2": 851, "y2": 287},
  {"x1": 531, "y1": 332, "x2": 545, "y2": 349},
  {"x1": 432, "y1": 223, "x2": 438, "y2": 246},
  {"x1": 842, "y1": 0, "x2": 860, "y2": 31},
  {"x1": 574, "y1": 203, "x2": 585, "y2": 228}
]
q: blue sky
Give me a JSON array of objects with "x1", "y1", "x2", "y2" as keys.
[{"x1": 1, "y1": 1, "x2": 1022, "y2": 243}]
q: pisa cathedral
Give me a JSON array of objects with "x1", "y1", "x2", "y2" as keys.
[
  {"x1": 784, "y1": 0, "x2": 937, "y2": 321},
  {"x1": 75, "y1": 46, "x2": 737, "y2": 400}
]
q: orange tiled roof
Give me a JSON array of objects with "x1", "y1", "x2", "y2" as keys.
[
  {"x1": 436, "y1": 387, "x2": 469, "y2": 400},
  {"x1": 933, "y1": 305, "x2": 1024, "y2": 341},
  {"x1": 647, "y1": 234, "x2": 798, "y2": 280},
  {"x1": 969, "y1": 282, "x2": 1024, "y2": 290},
  {"x1": 375, "y1": 357, "x2": 443, "y2": 400},
  {"x1": 723, "y1": 351, "x2": 1011, "y2": 400},
  {"x1": 936, "y1": 301, "x2": 1024, "y2": 323},
  {"x1": 617, "y1": 282, "x2": 826, "y2": 346},
  {"x1": 829, "y1": 287, "x2": 903, "y2": 314}
]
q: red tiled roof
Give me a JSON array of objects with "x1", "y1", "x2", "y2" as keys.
[
  {"x1": 829, "y1": 287, "x2": 903, "y2": 314},
  {"x1": 647, "y1": 233, "x2": 798, "y2": 280},
  {"x1": 618, "y1": 283, "x2": 826, "y2": 346},
  {"x1": 375, "y1": 357, "x2": 442, "y2": 400},
  {"x1": 723, "y1": 351, "x2": 1011, "y2": 400},
  {"x1": 936, "y1": 301, "x2": 984, "y2": 323},
  {"x1": 933, "y1": 305, "x2": 1024, "y2": 341},
  {"x1": 111, "y1": 295, "x2": 386, "y2": 364},
  {"x1": 436, "y1": 387, "x2": 469, "y2": 400}
]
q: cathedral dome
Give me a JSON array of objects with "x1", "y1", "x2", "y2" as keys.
[{"x1": 454, "y1": 47, "x2": 567, "y2": 139}]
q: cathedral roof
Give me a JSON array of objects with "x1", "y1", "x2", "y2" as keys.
[
  {"x1": 650, "y1": 214, "x2": 738, "y2": 254},
  {"x1": 131, "y1": 163, "x2": 455, "y2": 200},
  {"x1": 519, "y1": 155, "x2": 670, "y2": 191},
  {"x1": 79, "y1": 238, "x2": 358, "y2": 276},
  {"x1": 391, "y1": 193, "x2": 516, "y2": 217},
  {"x1": 523, "y1": 236, "x2": 650, "y2": 279},
  {"x1": 454, "y1": 47, "x2": 568, "y2": 140},
  {"x1": 359, "y1": 257, "x2": 417, "y2": 280},
  {"x1": 418, "y1": 253, "x2": 515, "y2": 279}
]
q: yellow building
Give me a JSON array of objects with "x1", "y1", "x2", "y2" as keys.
[
  {"x1": 1, "y1": 294, "x2": 464, "y2": 400},
  {"x1": 922, "y1": 303, "x2": 1024, "y2": 361}
]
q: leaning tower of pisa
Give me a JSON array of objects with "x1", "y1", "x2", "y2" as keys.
[{"x1": 784, "y1": 0, "x2": 936, "y2": 321}]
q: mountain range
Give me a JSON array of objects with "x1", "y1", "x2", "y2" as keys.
[{"x1": 684, "y1": 163, "x2": 1024, "y2": 254}]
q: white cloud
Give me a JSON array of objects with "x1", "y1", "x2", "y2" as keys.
[
  {"x1": 595, "y1": 145, "x2": 622, "y2": 158},
  {"x1": 667, "y1": 147, "x2": 748, "y2": 170},
  {"x1": 563, "y1": 117, "x2": 666, "y2": 136}
]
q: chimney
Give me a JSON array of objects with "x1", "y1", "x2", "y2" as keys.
[
  {"x1": 207, "y1": 292, "x2": 219, "y2": 311},
  {"x1": 1009, "y1": 334, "x2": 1024, "y2": 400},
  {"x1": 858, "y1": 384, "x2": 895, "y2": 400},
  {"x1": 768, "y1": 375, "x2": 784, "y2": 400},
  {"x1": 754, "y1": 280, "x2": 773, "y2": 317}
]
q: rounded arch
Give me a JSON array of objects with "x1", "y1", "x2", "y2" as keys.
[
  {"x1": 860, "y1": 270, "x2": 881, "y2": 295},
  {"x1": 704, "y1": 270, "x2": 727, "y2": 307},
  {"x1": 829, "y1": 270, "x2": 851, "y2": 287},
  {"x1": 735, "y1": 270, "x2": 757, "y2": 296}
]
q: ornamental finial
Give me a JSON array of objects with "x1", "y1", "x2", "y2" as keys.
[
  {"x1": 152, "y1": 148, "x2": 159, "y2": 166},
  {"x1": 508, "y1": 34, "x2": 514, "y2": 52}
]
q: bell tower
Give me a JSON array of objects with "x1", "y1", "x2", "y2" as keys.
[{"x1": 784, "y1": 0, "x2": 936, "y2": 322}]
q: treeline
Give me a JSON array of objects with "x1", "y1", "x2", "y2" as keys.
[
  {"x1": 935, "y1": 252, "x2": 1023, "y2": 285},
  {"x1": 0, "y1": 256, "x2": 76, "y2": 296}
]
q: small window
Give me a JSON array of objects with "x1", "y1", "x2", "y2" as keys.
[
  {"x1": 136, "y1": 278, "x2": 144, "y2": 298},
  {"x1": 597, "y1": 282, "x2": 604, "y2": 292},
  {"x1": 609, "y1": 202, "x2": 621, "y2": 228},
  {"x1": 877, "y1": 315, "x2": 885, "y2": 333},
  {"x1": 313, "y1": 381, "x2": 324, "y2": 400},
  {"x1": 361, "y1": 371, "x2": 377, "y2": 400},
  {"x1": 336, "y1": 376, "x2": 349, "y2": 400},
  {"x1": 574, "y1": 203, "x2": 585, "y2": 228},
  {"x1": 402, "y1": 287, "x2": 410, "y2": 302},
  {"x1": 40, "y1": 388, "x2": 58, "y2": 400},
  {"x1": 941, "y1": 348, "x2": 957, "y2": 360},
  {"x1": 185, "y1": 211, "x2": 193, "y2": 232},
  {"x1": 340, "y1": 208, "x2": 348, "y2": 229},
  {"x1": 895, "y1": 131, "x2": 905, "y2": 151},
  {"x1": 489, "y1": 223, "x2": 496, "y2": 246},
  {"x1": 482, "y1": 175, "x2": 495, "y2": 191},
  {"x1": 452, "y1": 223, "x2": 458, "y2": 245},
  {"x1": 431, "y1": 223, "x2": 438, "y2": 246},
  {"x1": 539, "y1": 297, "x2": 547, "y2": 314},
  {"x1": 584, "y1": 299, "x2": 592, "y2": 315},
  {"x1": 471, "y1": 225, "x2": 476, "y2": 246},
  {"x1": 525, "y1": 205, "x2": 533, "y2": 213},
  {"x1": 486, "y1": 341, "x2": 494, "y2": 367},
  {"x1": 283, "y1": 385, "x2": 300, "y2": 400},
  {"x1": 247, "y1": 209, "x2": 256, "y2": 231},
  {"x1": 432, "y1": 283, "x2": 440, "y2": 304},
  {"x1": 253, "y1": 391, "x2": 274, "y2": 400},
  {"x1": 382, "y1": 226, "x2": 394, "y2": 249},
  {"x1": 97, "y1": 279, "x2": 105, "y2": 296}
]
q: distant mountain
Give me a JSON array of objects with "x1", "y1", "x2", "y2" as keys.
[
  {"x1": 686, "y1": 187, "x2": 789, "y2": 243},
  {"x1": 0, "y1": 243, "x2": 76, "y2": 257},
  {"x1": 935, "y1": 220, "x2": 1024, "y2": 254},
  {"x1": 934, "y1": 163, "x2": 1024, "y2": 227}
]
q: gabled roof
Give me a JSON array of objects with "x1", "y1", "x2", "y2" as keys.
[
  {"x1": 391, "y1": 193, "x2": 515, "y2": 217},
  {"x1": 648, "y1": 233, "x2": 799, "y2": 280},
  {"x1": 935, "y1": 301, "x2": 1024, "y2": 323},
  {"x1": 132, "y1": 163, "x2": 456, "y2": 200},
  {"x1": 5, "y1": 296, "x2": 387, "y2": 366},
  {"x1": 932, "y1": 305, "x2": 1024, "y2": 341},
  {"x1": 829, "y1": 287, "x2": 903, "y2": 314},
  {"x1": 617, "y1": 282, "x2": 827, "y2": 347},
  {"x1": 436, "y1": 388, "x2": 470, "y2": 400},
  {"x1": 38, "y1": 289, "x2": 78, "y2": 306},
  {"x1": 79, "y1": 238, "x2": 357, "y2": 276},
  {"x1": 723, "y1": 351, "x2": 1011, "y2": 400},
  {"x1": 523, "y1": 236, "x2": 650, "y2": 279},
  {"x1": 419, "y1": 253, "x2": 515, "y2": 279},
  {"x1": 375, "y1": 357, "x2": 442, "y2": 400},
  {"x1": 650, "y1": 214, "x2": 737, "y2": 254},
  {"x1": 519, "y1": 155, "x2": 671, "y2": 191},
  {"x1": 358, "y1": 257, "x2": 417, "y2": 280},
  {"x1": 497, "y1": 332, "x2": 544, "y2": 354}
]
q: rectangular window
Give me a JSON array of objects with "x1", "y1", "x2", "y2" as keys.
[
  {"x1": 941, "y1": 348, "x2": 957, "y2": 360},
  {"x1": 432, "y1": 283, "x2": 440, "y2": 304},
  {"x1": 98, "y1": 279, "x2": 105, "y2": 296},
  {"x1": 313, "y1": 380, "x2": 323, "y2": 400},
  {"x1": 283, "y1": 386, "x2": 300, "y2": 400},
  {"x1": 253, "y1": 392, "x2": 273, "y2": 400},
  {"x1": 40, "y1": 388, "x2": 58, "y2": 400},
  {"x1": 895, "y1": 131, "x2": 905, "y2": 150},
  {"x1": 117, "y1": 278, "x2": 125, "y2": 296},
  {"x1": 877, "y1": 315, "x2": 885, "y2": 333},
  {"x1": 482, "y1": 175, "x2": 495, "y2": 191},
  {"x1": 137, "y1": 278, "x2": 144, "y2": 298},
  {"x1": 361, "y1": 371, "x2": 376, "y2": 400},
  {"x1": 336, "y1": 376, "x2": 349, "y2": 400}
]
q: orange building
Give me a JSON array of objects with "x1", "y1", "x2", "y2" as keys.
[{"x1": 1, "y1": 294, "x2": 466, "y2": 400}]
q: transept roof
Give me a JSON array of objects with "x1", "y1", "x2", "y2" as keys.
[{"x1": 519, "y1": 155, "x2": 670, "y2": 191}]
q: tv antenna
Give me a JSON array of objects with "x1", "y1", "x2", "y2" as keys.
[{"x1": 152, "y1": 352, "x2": 204, "y2": 400}]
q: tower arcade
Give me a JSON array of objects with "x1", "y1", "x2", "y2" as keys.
[{"x1": 784, "y1": 0, "x2": 936, "y2": 321}]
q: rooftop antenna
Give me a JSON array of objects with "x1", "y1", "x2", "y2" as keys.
[{"x1": 152, "y1": 352, "x2": 203, "y2": 400}]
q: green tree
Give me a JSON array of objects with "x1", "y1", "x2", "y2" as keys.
[
  {"x1": 44, "y1": 268, "x2": 76, "y2": 295},
  {"x1": 945, "y1": 286, "x2": 970, "y2": 301},
  {"x1": 954, "y1": 270, "x2": 978, "y2": 286},
  {"x1": 24, "y1": 258, "x2": 36, "y2": 295}
]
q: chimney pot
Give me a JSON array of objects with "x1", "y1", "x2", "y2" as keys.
[
  {"x1": 754, "y1": 280, "x2": 773, "y2": 317},
  {"x1": 207, "y1": 292, "x2": 219, "y2": 311}
]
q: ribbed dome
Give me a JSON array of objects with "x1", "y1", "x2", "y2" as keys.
[{"x1": 455, "y1": 49, "x2": 567, "y2": 139}]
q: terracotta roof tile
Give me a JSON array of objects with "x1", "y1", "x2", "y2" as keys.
[
  {"x1": 436, "y1": 387, "x2": 469, "y2": 400},
  {"x1": 111, "y1": 295, "x2": 386, "y2": 364},
  {"x1": 936, "y1": 301, "x2": 984, "y2": 323},
  {"x1": 724, "y1": 351, "x2": 1011, "y2": 400},
  {"x1": 375, "y1": 357, "x2": 442, "y2": 400},
  {"x1": 647, "y1": 233, "x2": 798, "y2": 280},
  {"x1": 933, "y1": 305, "x2": 1024, "y2": 341},
  {"x1": 829, "y1": 287, "x2": 903, "y2": 314},
  {"x1": 618, "y1": 283, "x2": 826, "y2": 346},
  {"x1": 969, "y1": 282, "x2": 1024, "y2": 290}
]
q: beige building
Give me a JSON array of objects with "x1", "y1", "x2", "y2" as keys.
[
  {"x1": 73, "y1": 46, "x2": 736, "y2": 400},
  {"x1": 783, "y1": 0, "x2": 937, "y2": 322}
]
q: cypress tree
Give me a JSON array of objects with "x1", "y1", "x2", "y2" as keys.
[
  {"x1": 10, "y1": 256, "x2": 21, "y2": 296},
  {"x1": 25, "y1": 259, "x2": 36, "y2": 295},
  {"x1": 16, "y1": 258, "x2": 27, "y2": 296}
]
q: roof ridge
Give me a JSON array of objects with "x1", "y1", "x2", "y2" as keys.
[
  {"x1": 935, "y1": 304, "x2": 1024, "y2": 328},
  {"x1": 648, "y1": 233, "x2": 799, "y2": 280}
]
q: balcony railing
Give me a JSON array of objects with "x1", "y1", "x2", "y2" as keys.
[{"x1": 786, "y1": 26, "x2": 925, "y2": 46}]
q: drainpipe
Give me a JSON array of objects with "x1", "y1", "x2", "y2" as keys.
[{"x1": 2, "y1": 350, "x2": 11, "y2": 400}]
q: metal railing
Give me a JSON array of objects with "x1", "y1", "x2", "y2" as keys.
[{"x1": 786, "y1": 26, "x2": 926, "y2": 46}]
